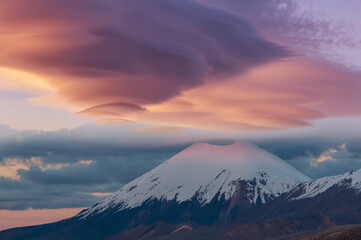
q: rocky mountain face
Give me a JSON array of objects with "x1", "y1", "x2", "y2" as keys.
[
  {"x1": 107, "y1": 214, "x2": 337, "y2": 240},
  {"x1": 248, "y1": 169, "x2": 361, "y2": 224},
  {"x1": 75, "y1": 143, "x2": 309, "y2": 227},
  {"x1": 299, "y1": 225, "x2": 361, "y2": 240},
  {"x1": 1, "y1": 143, "x2": 361, "y2": 240}
]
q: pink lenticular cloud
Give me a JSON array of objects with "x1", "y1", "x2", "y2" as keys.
[
  {"x1": 130, "y1": 58, "x2": 361, "y2": 130},
  {"x1": 0, "y1": 0, "x2": 360, "y2": 131},
  {"x1": 0, "y1": 0, "x2": 286, "y2": 104}
]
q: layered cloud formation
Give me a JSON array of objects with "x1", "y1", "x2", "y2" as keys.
[
  {"x1": 1, "y1": 0, "x2": 360, "y2": 130},
  {"x1": 1, "y1": 123, "x2": 361, "y2": 211},
  {"x1": 0, "y1": 0, "x2": 286, "y2": 111},
  {"x1": 0, "y1": 124, "x2": 188, "y2": 210}
]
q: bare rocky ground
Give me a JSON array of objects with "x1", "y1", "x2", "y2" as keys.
[
  {"x1": 142, "y1": 223, "x2": 361, "y2": 240},
  {"x1": 297, "y1": 225, "x2": 361, "y2": 240}
]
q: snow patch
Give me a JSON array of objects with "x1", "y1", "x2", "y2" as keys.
[
  {"x1": 78, "y1": 142, "x2": 310, "y2": 218},
  {"x1": 289, "y1": 169, "x2": 361, "y2": 200}
]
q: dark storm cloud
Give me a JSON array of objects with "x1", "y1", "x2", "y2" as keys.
[
  {"x1": 0, "y1": 0, "x2": 288, "y2": 110},
  {"x1": 0, "y1": 124, "x2": 189, "y2": 209},
  {"x1": 17, "y1": 155, "x2": 170, "y2": 186},
  {"x1": 0, "y1": 177, "x2": 31, "y2": 191},
  {"x1": 0, "y1": 158, "x2": 184, "y2": 210},
  {"x1": 0, "y1": 176, "x2": 119, "y2": 210},
  {"x1": 1, "y1": 124, "x2": 361, "y2": 209},
  {"x1": 0, "y1": 124, "x2": 189, "y2": 165},
  {"x1": 0, "y1": 147, "x2": 181, "y2": 209},
  {"x1": 0, "y1": 124, "x2": 188, "y2": 187}
]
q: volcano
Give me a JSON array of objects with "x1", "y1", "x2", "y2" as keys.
[{"x1": 0, "y1": 142, "x2": 315, "y2": 240}]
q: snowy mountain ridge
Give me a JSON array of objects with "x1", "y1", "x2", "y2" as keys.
[
  {"x1": 78, "y1": 142, "x2": 310, "y2": 219},
  {"x1": 288, "y1": 169, "x2": 361, "y2": 200}
]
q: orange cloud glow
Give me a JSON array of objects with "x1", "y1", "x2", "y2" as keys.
[
  {"x1": 91, "y1": 193, "x2": 113, "y2": 197},
  {"x1": 0, "y1": 208, "x2": 84, "y2": 231},
  {"x1": 0, "y1": 157, "x2": 68, "y2": 180},
  {"x1": 0, "y1": 67, "x2": 53, "y2": 93},
  {"x1": 131, "y1": 59, "x2": 361, "y2": 130}
]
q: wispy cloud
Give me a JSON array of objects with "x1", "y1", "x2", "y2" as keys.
[{"x1": 310, "y1": 143, "x2": 348, "y2": 167}]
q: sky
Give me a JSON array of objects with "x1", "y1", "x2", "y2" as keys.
[{"x1": 0, "y1": 0, "x2": 361, "y2": 231}]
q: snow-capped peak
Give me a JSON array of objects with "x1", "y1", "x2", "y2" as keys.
[
  {"x1": 78, "y1": 142, "x2": 310, "y2": 218},
  {"x1": 288, "y1": 169, "x2": 361, "y2": 200}
]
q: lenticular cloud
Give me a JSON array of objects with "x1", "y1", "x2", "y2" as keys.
[{"x1": 0, "y1": 0, "x2": 287, "y2": 109}]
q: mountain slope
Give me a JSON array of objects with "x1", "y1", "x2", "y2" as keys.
[
  {"x1": 78, "y1": 142, "x2": 310, "y2": 219},
  {"x1": 219, "y1": 214, "x2": 336, "y2": 240},
  {"x1": 249, "y1": 169, "x2": 361, "y2": 224},
  {"x1": 0, "y1": 142, "x2": 311, "y2": 240},
  {"x1": 111, "y1": 214, "x2": 337, "y2": 240},
  {"x1": 288, "y1": 169, "x2": 361, "y2": 200},
  {"x1": 300, "y1": 225, "x2": 361, "y2": 240},
  {"x1": 2, "y1": 150, "x2": 361, "y2": 240}
]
